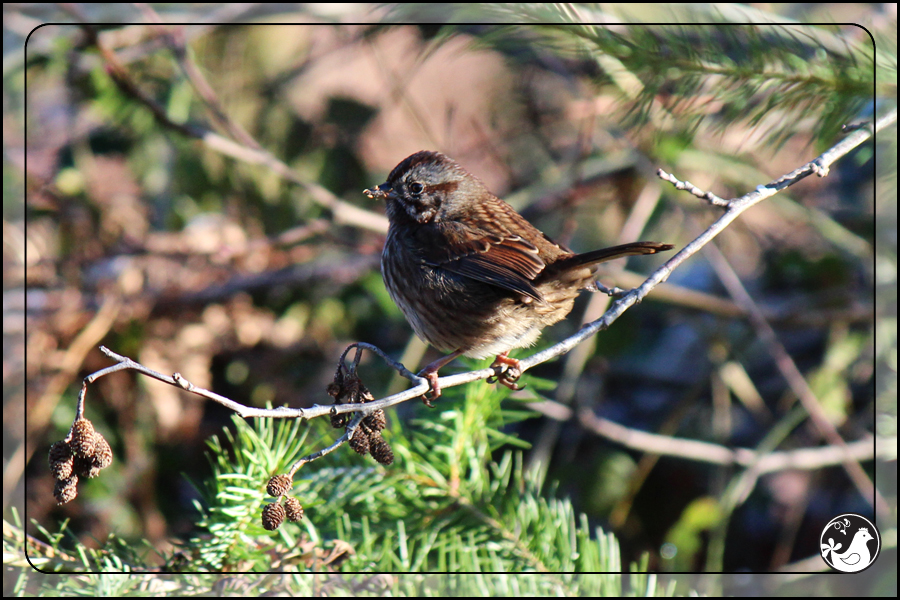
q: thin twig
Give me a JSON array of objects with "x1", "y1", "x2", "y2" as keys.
[
  {"x1": 288, "y1": 413, "x2": 365, "y2": 478},
  {"x1": 704, "y1": 242, "x2": 889, "y2": 516},
  {"x1": 656, "y1": 170, "x2": 730, "y2": 207},
  {"x1": 70, "y1": 29, "x2": 895, "y2": 477},
  {"x1": 80, "y1": 108, "x2": 894, "y2": 470}
]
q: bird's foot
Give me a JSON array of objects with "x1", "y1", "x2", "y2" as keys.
[
  {"x1": 488, "y1": 353, "x2": 524, "y2": 391},
  {"x1": 420, "y1": 371, "x2": 440, "y2": 407},
  {"x1": 417, "y1": 350, "x2": 464, "y2": 406}
]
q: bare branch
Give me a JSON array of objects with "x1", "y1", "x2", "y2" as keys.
[
  {"x1": 656, "y1": 170, "x2": 730, "y2": 207},
  {"x1": 288, "y1": 413, "x2": 365, "y2": 479},
  {"x1": 574, "y1": 407, "x2": 891, "y2": 474},
  {"x1": 78, "y1": 108, "x2": 894, "y2": 474},
  {"x1": 704, "y1": 242, "x2": 889, "y2": 516}
]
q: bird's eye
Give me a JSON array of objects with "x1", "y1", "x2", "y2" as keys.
[{"x1": 409, "y1": 182, "x2": 424, "y2": 195}]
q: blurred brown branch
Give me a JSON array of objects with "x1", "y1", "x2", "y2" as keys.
[{"x1": 67, "y1": 13, "x2": 390, "y2": 235}]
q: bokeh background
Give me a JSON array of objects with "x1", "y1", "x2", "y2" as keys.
[{"x1": 5, "y1": 3, "x2": 896, "y2": 596}]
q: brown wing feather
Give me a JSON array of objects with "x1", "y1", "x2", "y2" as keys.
[
  {"x1": 438, "y1": 234, "x2": 545, "y2": 300},
  {"x1": 414, "y1": 193, "x2": 579, "y2": 301},
  {"x1": 415, "y1": 219, "x2": 550, "y2": 301}
]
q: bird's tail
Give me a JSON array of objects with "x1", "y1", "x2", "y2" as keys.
[{"x1": 555, "y1": 241, "x2": 674, "y2": 270}]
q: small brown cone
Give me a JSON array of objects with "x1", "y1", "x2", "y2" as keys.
[
  {"x1": 364, "y1": 409, "x2": 387, "y2": 433},
  {"x1": 262, "y1": 502, "x2": 286, "y2": 531},
  {"x1": 93, "y1": 434, "x2": 113, "y2": 469},
  {"x1": 349, "y1": 430, "x2": 371, "y2": 456},
  {"x1": 53, "y1": 475, "x2": 79, "y2": 505},
  {"x1": 70, "y1": 419, "x2": 96, "y2": 458},
  {"x1": 369, "y1": 431, "x2": 394, "y2": 466},
  {"x1": 73, "y1": 456, "x2": 100, "y2": 479},
  {"x1": 49, "y1": 441, "x2": 74, "y2": 480},
  {"x1": 266, "y1": 474, "x2": 293, "y2": 498},
  {"x1": 284, "y1": 496, "x2": 304, "y2": 522}
]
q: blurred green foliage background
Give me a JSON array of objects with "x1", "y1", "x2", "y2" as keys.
[{"x1": 4, "y1": 3, "x2": 896, "y2": 596}]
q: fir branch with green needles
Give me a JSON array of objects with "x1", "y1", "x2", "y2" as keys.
[{"x1": 387, "y1": 5, "x2": 881, "y2": 149}]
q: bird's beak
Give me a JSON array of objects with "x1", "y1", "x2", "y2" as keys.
[{"x1": 363, "y1": 182, "x2": 393, "y2": 200}]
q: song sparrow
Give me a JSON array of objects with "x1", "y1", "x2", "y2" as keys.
[{"x1": 365, "y1": 151, "x2": 672, "y2": 402}]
